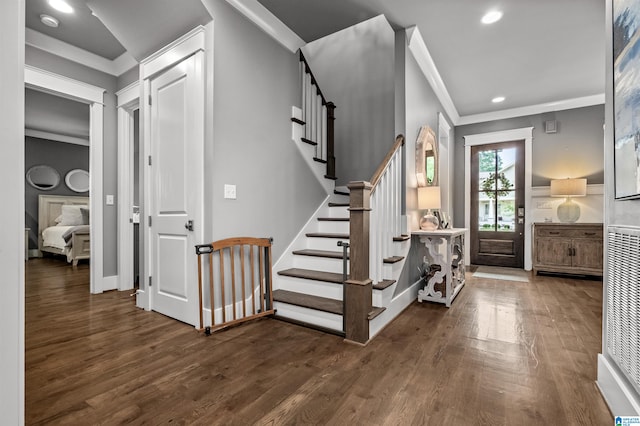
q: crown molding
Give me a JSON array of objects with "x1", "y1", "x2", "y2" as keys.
[
  {"x1": 406, "y1": 26, "x2": 460, "y2": 125},
  {"x1": 224, "y1": 0, "x2": 305, "y2": 53},
  {"x1": 457, "y1": 94, "x2": 606, "y2": 126},
  {"x1": 25, "y1": 128, "x2": 89, "y2": 146},
  {"x1": 25, "y1": 28, "x2": 137, "y2": 77}
]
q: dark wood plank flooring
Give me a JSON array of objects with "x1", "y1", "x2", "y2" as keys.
[{"x1": 25, "y1": 258, "x2": 611, "y2": 425}]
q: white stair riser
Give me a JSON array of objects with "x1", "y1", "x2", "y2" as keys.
[
  {"x1": 274, "y1": 275, "x2": 344, "y2": 300},
  {"x1": 327, "y1": 207, "x2": 349, "y2": 219},
  {"x1": 306, "y1": 238, "x2": 350, "y2": 251},
  {"x1": 274, "y1": 302, "x2": 343, "y2": 331},
  {"x1": 316, "y1": 220, "x2": 349, "y2": 234},
  {"x1": 292, "y1": 256, "x2": 348, "y2": 274}
]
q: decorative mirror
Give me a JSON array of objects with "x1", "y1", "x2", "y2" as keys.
[
  {"x1": 415, "y1": 126, "x2": 438, "y2": 186},
  {"x1": 65, "y1": 169, "x2": 90, "y2": 193},
  {"x1": 26, "y1": 165, "x2": 61, "y2": 191}
]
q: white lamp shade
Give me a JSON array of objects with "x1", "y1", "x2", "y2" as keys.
[
  {"x1": 418, "y1": 186, "x2": 441, "y2": 210},
  {"x1": 550, "y1": 178, "x2": 587, "y2": 197}
]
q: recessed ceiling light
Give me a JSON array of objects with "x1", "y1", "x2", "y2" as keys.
[
  {"x1": 482, "y1": 10, "x2": 503, "y2": 24},
  {"x1": 40, "y1": 14, "x2": 59, "y2": 28},
  {"x1": 492, "y1": 96, "x2": 506, "y2": 103},
  {"x1": 48, "y1": 0, "x2": 74, "y2": 14}
]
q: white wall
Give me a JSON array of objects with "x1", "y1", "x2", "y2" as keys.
[{"x1": 0, "y1": 0, "x2": 25, "y2": 422}]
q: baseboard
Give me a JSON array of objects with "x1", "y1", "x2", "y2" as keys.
[
  {"x1": 597, "y1": 354, "x2": 640, "y2": 416},
  {"x1": 102, "y1": 276, "x2": 118, "y2": 292}
]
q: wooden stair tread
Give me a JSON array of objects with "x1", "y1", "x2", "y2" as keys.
[
  {"x1": 383, "y1": 256, "x2": 404, "y2": 264},
  {"x1": 278, "y1": 268, "x2": 343, "y2": 284},
  {"x1": 368, "y1": 307, "x2": 386, "y2": 321},
  {"x1": 300, "y1": 137, "x2": 317, "y2": 146},
  {"x1": 373, "y1": 279, "x2": 396, "y2": 290},
  {"x1": 292, "y1": 249, "x2": 348, "y2": 259},
  {"x1": 313, "y1": 157, "x2": 327, "y2": 164},
  {"x1": 324, "y1": 175, "x2": 338, "y2": 181},
  {"x1": 334, "y1": 189, "x2": 349, "y2": 196},
  {"x1": 318, "y1": 217, "x2": 349, "y2": 222},
  {"x1": 393, "y1": 234, "x2": 410, "y2": 242},
  {"x1": 328, "y1": 202, "x2": 349, "y2": 207},
  {"x1": 306, "y1": 232, "x2": 349, "y2": 239},
  {"x1": 291, "y1": 117, "x2": 305, "y2": 125},
  {"x1": 273, "y1": 289, "x2": 342, "y2": 315}
]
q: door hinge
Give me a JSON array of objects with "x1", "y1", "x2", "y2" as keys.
[
  {"x1": 148, "y1": 95, "x2": 152, "y2": 105},
  {"x1": 148, "y1": 155, "x2": 152, "y2": 166},
  {"x1": 148, "y1": 216, "x2": 152, "y2": 227},
  {"x1": 149, "y1": 276, "x2": 152, "y2": 287}
]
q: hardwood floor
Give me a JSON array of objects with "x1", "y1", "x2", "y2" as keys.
[{"x1": 25, "y1": 258, "x2": 612, "y2": 425}]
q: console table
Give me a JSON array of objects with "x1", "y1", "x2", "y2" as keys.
[{"x1": 413, "y1": 228, "x2": 467, "y2": 307}]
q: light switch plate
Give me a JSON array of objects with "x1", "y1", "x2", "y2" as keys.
[
  {"x1": 224, "y1": 184, "x2": 236, "y2": 199},
  {"x1": 106, "y1": 195, "x2": 114, "y2": 205}
]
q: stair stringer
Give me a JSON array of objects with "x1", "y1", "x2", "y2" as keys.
[
  {"x1": 291, "y1": 106, "x2": 333, "y2": 195},
  {"x1": 369, "y1": 237, "x2": 414, "y2": 339}
]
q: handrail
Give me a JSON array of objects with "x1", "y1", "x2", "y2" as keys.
[
  {"x1": 299, "y1": 51, "x2": 328, "y2": 105},
  {"x1": 370, "y1": 135, "x2": 405, "y2": 193}
]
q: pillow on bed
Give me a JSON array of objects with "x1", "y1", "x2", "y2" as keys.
[
  {"x1": 59, "y1": 205, "x2": 88, "y2": 226},
  {"x1": 80, "y1": 207, "x2": 90, "y2": 225}
]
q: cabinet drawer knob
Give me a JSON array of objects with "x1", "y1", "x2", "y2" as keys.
[
  {"x1": 549, "y1": 231, "x2": 560, "y2": 235},
  {"x1": 584, "y1": 232, "x2": 596, "y2": 236}
]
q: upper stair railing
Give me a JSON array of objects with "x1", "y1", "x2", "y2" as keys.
[{"x1": 299, "y1": 52, "x2": 336, "y2": 180}]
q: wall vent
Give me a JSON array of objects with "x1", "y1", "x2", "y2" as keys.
[{"x1": 607, "y1": 226, "x2": 640, "y2": 391}]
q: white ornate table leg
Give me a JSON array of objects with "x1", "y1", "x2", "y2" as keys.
[{"x1": 417, "y1": 236, "x2": 447, "y2": 303}]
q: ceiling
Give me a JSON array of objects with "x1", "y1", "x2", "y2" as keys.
[{"x1": 25, "y1": 0, "x2": 605, "y2": 120}]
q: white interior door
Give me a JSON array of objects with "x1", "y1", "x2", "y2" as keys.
[{"x1": 148, "y1": 53, "x2": 204, "y2": 326}]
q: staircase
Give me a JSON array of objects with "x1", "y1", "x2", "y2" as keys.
[{"x1": 273, "y1": 52, "x2": 411, "y2": 343}]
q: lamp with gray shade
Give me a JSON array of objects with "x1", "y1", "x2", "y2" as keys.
[
  {"x1": 550, "y1": 178, "x2": 587, "y2": 223},
  {"x1": 418, "y1": 186, "x2": 441, "y2": 230}
]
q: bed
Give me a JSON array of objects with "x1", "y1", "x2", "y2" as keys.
[{"x1": 38, "y1": 194, "x2": 91, "y2": 266}]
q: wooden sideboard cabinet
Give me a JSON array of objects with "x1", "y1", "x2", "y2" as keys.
[{"x1": 532, "y1": 223, "x2": 603, "y2": 276}]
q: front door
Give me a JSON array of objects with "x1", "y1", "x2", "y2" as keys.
[
  {"x1": 148, "y1": 53, "x2": 204, "y2": 326},
  {"x1": 471, "y1": 140, "x2": 525, "y2": 267}
]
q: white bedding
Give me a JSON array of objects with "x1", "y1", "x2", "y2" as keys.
[{"x1": 42, "y1": 226, "x2": 73, "y2": 250}]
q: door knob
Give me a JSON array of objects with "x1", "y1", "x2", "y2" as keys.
[{"x1": 185, "y1": 220, "x2": 194, "y2": 231}]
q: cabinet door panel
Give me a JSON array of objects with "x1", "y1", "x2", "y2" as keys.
[
  {"x1": 572, "y1": 239, "x2": 603, "y2": 270},
  {"x1": 536, "y1": 238, "x2": 572, "y2": 267}
]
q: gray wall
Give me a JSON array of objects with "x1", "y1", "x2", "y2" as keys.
[
  {"x1": 453, "y1": 104, "x2": 605, "y2": 227},
  {"x1": 25, "y1": 137, "x2": 90, "y2": 250},
  {"x1": 0, "y1": 1, "x2": 25, "y2": 420},
  {"x1": 26, "y1": 45, "x2": 119, "y2": 276},
  {"x1": 394, "y1": 29, "x2": 453, "y2": 296},
  {"x1": 200, "y1": 0, "x2": 326, "y2": 261},
  {"x1": 302, "y1": 15, "x2": 396, "y2": 185}
]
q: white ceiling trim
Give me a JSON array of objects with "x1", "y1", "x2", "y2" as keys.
[
  {"x1": 406, "y1": 26, "x2": 460, "y2": 125},
  {"x1": 223, "y1": 0, "x2": 304, "y2": 53},
  {"x1": 457, "y1": 94, "x2": 606, "y2": 126},
  {"x1": 25, "y1": 128, "x2": 89, "y2": 146},
  {"x1": 25, "y1": 28, "x2": 137, "y2": 77},
  {"x1": 25, "y1": 64, "x2": 105, "y2": 104}
]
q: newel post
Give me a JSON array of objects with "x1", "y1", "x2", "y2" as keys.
[
  {"x1": 325, "y1": 102, "x2": 336, "y2": 180},
  {"x1": 345, "y1": 181, "x2": 373, "y2": 344}
]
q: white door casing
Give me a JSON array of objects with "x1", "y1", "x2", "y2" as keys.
[
  {"x1": 25, "y1": 65, "x2": 106, "y2": 294},
  {"x1": 140, "y1": 27, "x2": 206, "y2": 326},
  {"x1": 464, "y1": 127, "x2": 533, "y2": 270}
]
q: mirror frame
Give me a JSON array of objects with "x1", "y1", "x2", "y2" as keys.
[
  {"x1": 26, "y1": 164, "x2": 61, "y2": 191},
  {"x1": 65, "y1": 169, "x2": 90, "y2": 193},
  {"x1": 415, "y1": 125, "x2": 438, "y2": 187}
]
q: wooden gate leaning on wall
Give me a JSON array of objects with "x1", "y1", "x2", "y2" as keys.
[{"x1": 195, "y1": 237, "x2": 275, "y2": 334}]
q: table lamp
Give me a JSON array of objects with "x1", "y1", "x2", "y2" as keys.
[
  {"x1": 418, "y1": 186, "x2": 441, "y2": 230},
  {"x1": 550, "y1": 178, "x2": 587, "y2": 223}
]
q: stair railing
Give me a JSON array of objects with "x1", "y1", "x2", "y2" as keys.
[
  {"x1": 368, "y1": 135, "x2": 405, "y2": 285},
  {"x1": 345, "y1": 135, "x2": 405, "y2": 344},
  {"x1": 299, "y1": 51, "x2": 336, "y2": 180}
]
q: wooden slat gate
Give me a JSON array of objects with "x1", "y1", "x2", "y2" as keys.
[{"x1": 195, "y1": 237, "x2": 275, "y2": 334}]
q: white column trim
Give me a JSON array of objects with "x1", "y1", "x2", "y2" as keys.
[
  {"x1": 464, "y1": 127, "x2": 534, "y2": 269},
  {"x1": 117, "y1": 83, "x2": 140, "y2": 292},
  {"x1": 25, "y1": 65, "x2": 106, "y2": 293}
]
